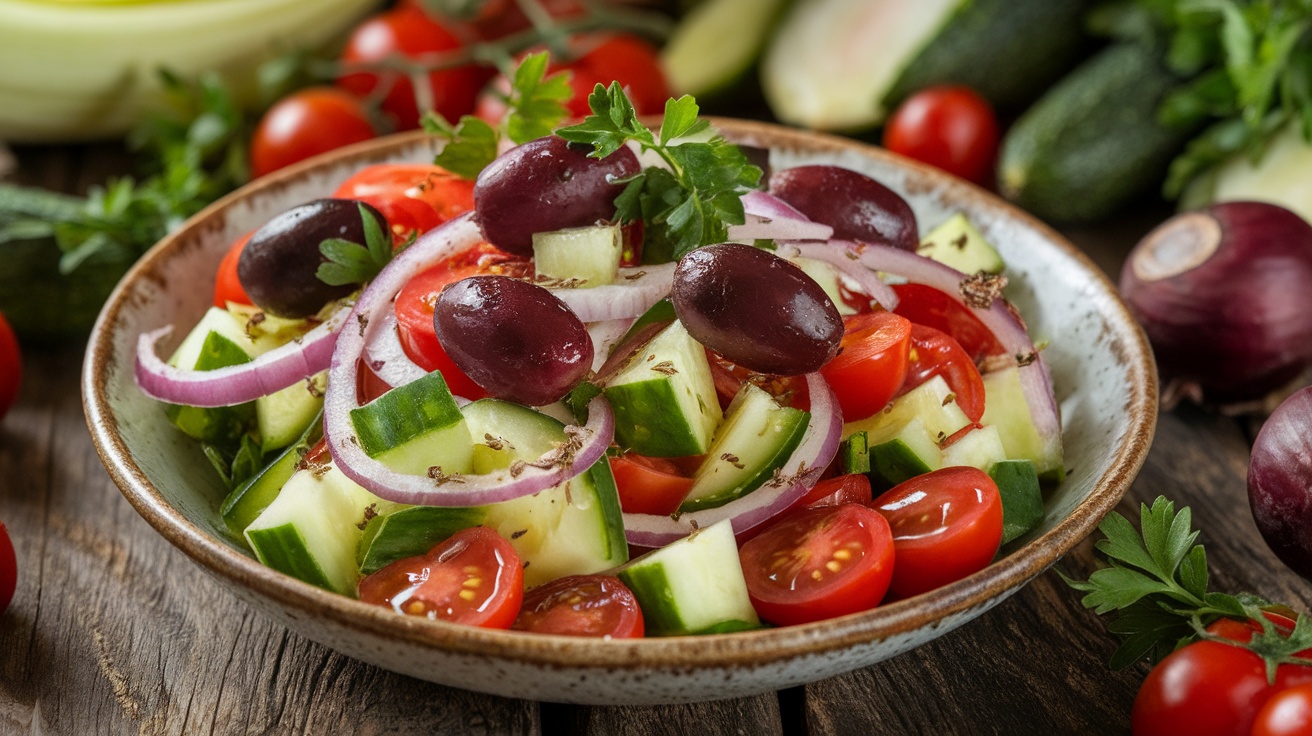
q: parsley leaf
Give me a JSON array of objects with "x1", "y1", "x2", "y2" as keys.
[
  {"x1": 316, "y1": 203, "x2": 394, "y2": 286},
  {"x1": 424, "y1": 114, "x2": 500, "y2": 180}
]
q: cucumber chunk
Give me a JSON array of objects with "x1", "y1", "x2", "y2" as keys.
[
  {"x1": 980, "y1": 366, "x2": 1064, "y2": 481},
  {"x1": 866, "y1": 418, "x2": 941, "y2": 489},
  {"x1": 660, "y1": 0, "x2": 789, "y2": 98},
  {"x1": 917, "y1": 213, "x2": 1005, "y2": 275},
  {"x1": 532, "y1": 224, "x2": 622, "y2": 288},
  {"x1": 165, "y1": 310, "x2": 256, "y2": 445},
  {"x1": 356, "y1": 504, "x2": 489, "y2": 575},
  {"x1": 843, "y1": 375, "x2": 972, "y2": 448},
  {"x1": 349, "y1": 369, "x2": 473, "y2": 476},
  {"x1": 941, "y1": 424, "x2": 1007, "y2": 471},
  {"x1": 989, "y1": 459, "x2": 1044, "y2": 544},
  {"x1": 256, "y1": 372, "x2": 324, "y2": 453},
  {"x1": 617, "y1": 519, "x2": 759, "y2": 636},
  {"x1": 220, "y1": 411, "x2": 322, "y2": 536}
]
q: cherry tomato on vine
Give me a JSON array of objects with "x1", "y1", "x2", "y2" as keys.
[
  {"x1": 249, "y1": 87, "x2": 376, "y2": 179},
  {"x1": 901, "y1": 324, "x2": 986, "y2": 423},
  {"x1": 819, "y1": 310, "x2": 911, "y2": 421},
  {"x1": 883, "y1": 85, "x2": 999, "y2": 185},
  {"x1": 609, "y1": 452, "x2": 695, "y2": 516},
  {"x1": 332, "y1": 163, "x2": 475, "y2": 243},
  {"x1": 0, "y1": 521, "x2": 15, "y2": 614},
  {"x1": 739, "y1": 503, "x2": 895, "y2": 626},
  {"x1": 358, "y1": 527, "x2": 523, "y2": 628},
  {"x1": 872, "y1": 466, "x2": 1002, "y2": 599},
  {"x1": 892, "y1": 283, "x2": 1005, "y2": 362},
  {"x1": 0, "y1": 313, "x2": 20, "y2": 421},
  {"x1": 1131, "y1": 639, "x2": 1280, "y2": 736},
  {"x1": 512, "y1": 574, "x2": 644, "y2": 638},
  {"x1": 213, "y1": 233, "x2": 254, "y2": 308},
  {"x1": 338, "y1": 7, "x2": 491, "y2": 130},
  {"x1": 1253, "y1": 684, "x2": 1312, "y2": 736}
]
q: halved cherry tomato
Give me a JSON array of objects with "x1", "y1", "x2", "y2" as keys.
[
  {"x1": 0, "y1": 313, "x2": 20, "y2": 421},
  {"x1": 872, "y1": 466, "x2": 1002, "y2": 599},
  {"x1": 793, "y1": 473, "x2": 873, "y2": 511},
  {"x1": 891, "y1": 282, "x2": 1005, "y2": 362},
  {"x1": 883, "y1": 85, "x2": 999, "y2": 185},
  {"x1": 393, "y1": 243, "x2": 526, "y2": 400},
  {"x1": 0, "y1": 521, "x2": 15, "y2": 614},
  {"x1": 213, "y1": 233, "x2": 254, "y2": 308},
  {"x1": 332, "y1": 163, "x2": 476, "y2": 243},
  {"x1": 358, "y1": 526, "x2": 523, "y2": 629},
  {"x1": 609, "y1": 452, "x2": 694, "y2": 516},
  {"x1": 739, "y1": 503, "x2": 895, "y2": 626},
  {"x1": 819, "y1": 311, "x2": 911, "y2": 421},
  {"x1": 706, "y1": 351, "x2": 809, "y2": 412},
  {"x1": 249, "y1": 87, "x2": 376, "y2": 179},
  {"x1": 901, "y1": 324, "x2": 986, "y2": 423},
  {"x1": 512, "y1": 574, "x2": 644, "y2": 638}
]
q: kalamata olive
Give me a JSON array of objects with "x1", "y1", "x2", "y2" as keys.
[
  {"x1": 238, "y1": 198, "x2": 387, "y2": 318},
  {"x1": 434, "y1": 275, "x2": 593, "y2": 406},
  {"x1": 769, "y1": 165, "x2": 918, "y2": 250},
  {"x1": 672, "y1": 243, "x2": 842, "y2": 375},
  {"x1": 474, "y1": 135, "x2": 639, "y2": 257}
]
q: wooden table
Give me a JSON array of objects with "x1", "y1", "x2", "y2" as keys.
[{"x1": 2, "y1": 144, "x2": 1308, "y2": 736}]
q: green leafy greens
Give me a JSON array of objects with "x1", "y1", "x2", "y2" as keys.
[{"x1": 316, "y1": 203, "x2": 396, "y2": 287}]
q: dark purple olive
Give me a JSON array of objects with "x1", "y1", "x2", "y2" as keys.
[
  {"x1": 672, "y1": 243, "x2": 842, "y2": 375},
  {"x1": 238, "y1": 198, "x2": 387, "y2": 318},
  {"x1": 434, "y1": 275, "x2": 593, "y2": 406},
  {"x1": 1249, "y1": 386, "x2": 1312, "y2": 580},
  {"x1": 769, "y1": 165, "x2": 918, "y2": 250},
  {"x1": 474, "y1": 135, "x2": 639, "y2": 257}
]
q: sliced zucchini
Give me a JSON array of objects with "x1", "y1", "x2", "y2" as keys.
[{"x1": 917, "y1": 213, "x2": 1005, "y2": 275}]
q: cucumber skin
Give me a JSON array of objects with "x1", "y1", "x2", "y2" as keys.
[
  {"x1": 884, "y1": 0, "x2": 1091, "y2": 114},
  {"x1": 999, "y1": 43, "x2": 1192, "y2": 224},
  {"x1": 0, "y1": 236, "x2": 126, "y2": 342}
]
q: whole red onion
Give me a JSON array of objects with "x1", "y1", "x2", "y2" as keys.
[
  {"x1": 1248, "y1": 386, "x2": 1312, "y2": 580},
  {"x1": 1119, "y1": 202, "x2": 1312, "y2": 402}
]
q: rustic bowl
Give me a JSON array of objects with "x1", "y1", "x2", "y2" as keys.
[{"x1": 82, "y1": 120, "x2": 1156, "y2": 705}]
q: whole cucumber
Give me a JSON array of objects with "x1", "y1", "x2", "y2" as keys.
[{"x1": 0, "y1": 237, "x2": 127, "y2": 342}]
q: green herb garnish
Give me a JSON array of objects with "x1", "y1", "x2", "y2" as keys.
[{"x1": 316, "y1": 203, "x2": 395, "y2": 287}]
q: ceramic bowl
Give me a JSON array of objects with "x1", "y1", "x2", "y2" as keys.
[{"x1": 82, "y1": 120, "x2": 1157, "y2": 705}]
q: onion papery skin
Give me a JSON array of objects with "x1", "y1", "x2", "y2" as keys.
[
  {"x1": 621, "y1": 372, "x2": 842, "y2": 547},
  {"x1": 1120, "y1": 202, "x2": 1312, "y2": 401},
  {"x1": 1249, "y1": 386, "x2": 1312, "y2": 580}
]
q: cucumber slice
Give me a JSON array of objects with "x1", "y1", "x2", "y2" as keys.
[
  {"x1": 980, "y1": 366, "x2": 1064, "y2": 481},
  {"x1": 604, "y1": 320, "x2": 722, "y2": 457},
  {"x1": 843, "y1": 375, "x2": 972, "y2": 447},
  {"x1": 866, "y1": 418, "x2": 941, "y2": 489},
  {"x1": 220, "y1": 411, "x2": 322, "y2": 536},
  {"x1": 256, "y1": 372, "x2": 325, "y2": 452},
  {"x1": 989, "y1": 459, "x2": 1044, "y2": 544},
  {"x1": 356, "y1": 504, "x2": 489, "y2": 575},
  {"x1": 617, "y1": 519, "x2": 759, "y2": 636},
  {"x1": 660, "y1": 0, "x2": 789, "y2": 98},
  {"x1": 349, "y1": 369, "x2": 473, "y2": 476},
  {"x1": 679, "y1": 383, "x2": 808, "y2": 512},
  {"x1": 165, "y1": 309, "x2": 257, "y2": 445},
  {"x1": 941, "y1": 424, "x2": 1007, "y2": 471},
  {"x1": 917, "y1": 213, "x2": 1005, "y2": 275},
  {"x1": 789, "y1": 257, "x2": 860, "y2": 316},
  {"x1": 532, "y1": 224, "x2": 622, "y2": 287}
]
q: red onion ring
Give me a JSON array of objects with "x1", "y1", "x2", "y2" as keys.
[
  {"x1": 324, "y1": 213, "x2": 615, "y2": 506},
  {"x1": 586, "y1": 318, "x2": 637, "y2": 372},
  {"x1": 729, "y1": 191, "x2": 835, "y2": 242},
  {"x1": 363, "y1": 309, "x2": 428, "y2": 390},
  {"x1": 621, "y1": 372, "x2": 843, "y2": 547},
  {"x1": 134, "y1": 306, "x2": 350, "y2": 408},
  {"x1": 550, "y1": 264, "x2": 675, "y2": 322},
  {"x1": 780, "y1": 241, "x2": 899, "y2": 311}
]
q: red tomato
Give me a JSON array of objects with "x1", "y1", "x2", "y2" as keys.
[
  {"x1": 819, "y1": 311, "x2": 911, "y2": 421},
  {"x1": 0, "y1": 521, "x2": 15, "y2": 614},
  {"x1": 0, "y1": 314, "x2": 20, "y2": 421},
  {"x1": 393, "y1": 243, "x2": 526, "y2": 399},
  {"x1": 872, "y1": 466, "x2": 1002, "y2": 598},
  {"x1": 249, "y1": 87, "x2": 376, "y2": 179},
  {"x1": 512, "y1": 574, "x2": 644, "y2": 638},
  {"x1": 883, "y1": 86, "x2": 1000, "y2": 185},
  {"x1": 901, "y1": 324, "x2": 986, "y2": 423},
  {"x1": 706, "y1": 351, "x2": 810, "y2": 412},
  {"x1": 609, "y1": 452, "x2": 694, "y2": 516},
  {"x1": 1253, "y1": 684, "x2": 1312, "y2": 736},
  {"x1": 891, "y1": 283, "x2": 1005, "y2": 362},
  {"x1": 1132, "y1": 640, "x2": 1276, "y2": 736},
  {"x1": 337, "y1": 8, "x2": 491, "y2": 130},
  {"x1": 213, "y1": 233, "x2": 254, "y2": 308},
  {"x1": 793, "y1": 473, "x2": 873, "y2": 511},
  {"x1": 333, "y1": 163, "x2": 476, "y2": 242},
  {"x1": 739, "y1": 503, "x2": 895, "y2": 626},
  {"x1": 358, "y1": 526, "x2": 523, "y2": 628}
]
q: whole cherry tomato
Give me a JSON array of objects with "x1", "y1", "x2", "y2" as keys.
[
  {"x1": 332, "y1": 163, "x2": 476, "y2": 243},
  {"x1": 512, "y1": 574, "x2": 644, "y2": 638},
  {"x1": 249, "y1": 87, "x2": 375, "y2": 179},
  {"x1": 1253, "y1": 684, "x2": 1312, "y2": 736},
  {"x1": 0, "y1": 521, "x2": 15, "y2": 614},
  {"x1": 883, "y1": 85, "x2": 1000, "y2": 185},
  {"x1": 819, "y1": 310, "x2": 912, "y2": 421},
  {"x1": 0, "y1": 313, "x2": 20, "y2": 421}
]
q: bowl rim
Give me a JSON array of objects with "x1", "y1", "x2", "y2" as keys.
[{"x1": 82, "y1": 119, "x2": 1157, "y2": 671}]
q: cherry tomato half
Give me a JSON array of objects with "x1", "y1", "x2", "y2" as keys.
[
  {"x1": 332, "y1": 163, "x2": 476, "y2": 243},
  {"x1": 901, "y1": 324, "x2": 986, "y2": 423},
  {"x1": 213, "y1": 233, "x2": 254, "y2": 308},
  {"x1": 872, "y1": 466, "x2": 1002, "y2": 599},
  {"x1": 819, "y1": 310, "x2": 911, "y2": 421},
  {"x1": 739, "y1": 503, "x2": 895, "y2": 626},
  {"x1": 891, "y1": 282, "x2": 1005, "y2": 362},
  {"x1": 0, "y1": 521, "x2": 15, "y2": 614},
  {"x1": 0, "y1": 313, "x2": 20, "y2": 421},
  {"x1": 1253, "y1": 684, "x2": 1312, "y2": 736},
  {"x1": 883, "y1": 85, "x2": 1000, "y2": 185},
  {"x1": 358, "y1": 526, "x2": 523, "y2": 629},
  {"x1": 512, "y1": 574, "x2": 644, "y2": 638},
  {"x1": 792, "y1": 473, "x2": 873, "y2": 511},
  {"x1": 609, "y1": 452, "x2": 694, "y2": 516},
  {"x1": 249, "y1": 87, "x2": 376, "y2": 179}
]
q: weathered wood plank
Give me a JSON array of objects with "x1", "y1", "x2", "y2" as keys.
[{"x1": 546, "y1": 695, "x2": 784, "y2": 736}]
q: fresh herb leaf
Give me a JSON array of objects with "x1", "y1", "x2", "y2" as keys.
[
  {"x1": 201, "y1": 433, "x2": 264, "y2": 491},
  {"x1": 425, "y1": 114, "x2": 501, "y2": 179},
  {"x1": 316, "y1": 204, "x2": 393, "y2": 286}
]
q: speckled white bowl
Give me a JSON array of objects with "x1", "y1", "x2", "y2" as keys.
[{"x1": 83, "y1": 120, "x2": 1156, "y2": 705}]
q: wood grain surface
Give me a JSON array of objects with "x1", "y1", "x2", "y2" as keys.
[{"x1": 2, "y1": 144, "x2": 1307, "y2": 736}]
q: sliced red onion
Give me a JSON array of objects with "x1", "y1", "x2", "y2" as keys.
[
  {"x1": 363, "y1": 309, "x2": 428, "y2": 390},
  {"x1": 325, "y1": 213, "x2": 615, "y2": 506},
  {"x1": 135, "y1": 305, "x2": 351, "y2": 408},
  {"x1": 550, "y1": 263, "x2": 674, "y2": 322},
  {"x1": 780, "y1": 241, "x2": 899, "y2": 311},
  {"x1": 622, "y1": 372, "x2": 843, "y2": 547},
  {"x1": 585, "y1": 318, "x2": 636, "y2": 372},
  {"x1": 729, "y1": 191, "x2": 835, "y2": 242}
]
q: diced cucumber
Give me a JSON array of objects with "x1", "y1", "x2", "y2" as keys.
[
  {"x1": 245, "y1": 463, "x2": 383, "y2": 596},
  {"x1": 356, "y1": 504, "x2": 489, "y2": 575},
  {"x1": 617, "y1": 519, "x2": 759, "y2": 636},
  {"x1": 256, "y1": 372, "x2": 325, "y2": 453},
  {"x1": 679, "y1": 384, "x2": 808, "y2": 512},
  {"x1": 225, "y1": 303, "x2": 316, "y2": 353},
  {"x1": 349, "y1": 369, "x2": 473, "y2": 476},
  {"x1": 165, "y1": 310, "x2": 256, "y2": 444},
  {"x1": 941, "y1": 424, "x2": 1007, "y2": 471},
  {"x1": 660, "y1": 0, "x2": 789, "y2": 99},
  {"x1": 917, "y1": 213, "x2": 1005, "y2": 275},
  {"x1": 168, "y1": 306, "x2": 258, "y2": 369},
  {"x1": 989, "y1": 459, "x2": 1044, "y2": 544},
  {"x1": 532, "y1": 224, "x2": 623, "y2": 288},
  {"x1": 843, "y1": 375, "x2": 972, "y2": 447},
  {"x1": 604, "y1": 321, "x2": 722, "y2": 457},
  {"x1": 840, "y1": 430, "x2": 871, "y2": 475},
  {"x1": 865, "y1": 417, "x2": 941, "y2": 489},
  {"x1": 790, "y1": 257, "x2": 860, "y2": 316},
  {"x1": 980, "y1": 366, "x2": 1064, "y2": 481},
  {"x1": 220, "y1": 411, "x2": 323, "y2": 536}
]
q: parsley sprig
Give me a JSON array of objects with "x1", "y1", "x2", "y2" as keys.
[
  {"x1": 316, "y1": 204, "x2": 396, "y2": 287},
  {"x1": 1064, "y1": 496, "x2": 1312, "y2": 679},
  {"x1": 556, "y1": 83, "x2": 763, "y2": 261}
]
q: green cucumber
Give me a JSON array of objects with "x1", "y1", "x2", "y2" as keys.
[
  {"x1": 839, "y1": 430, "x2": 871, "y2": 475},
  {"x1": 603, "y1": 320, "x2": 722, "y2": 457},
  {"x1": 617, "y1": 519, "x2": 759, "y2": 636},
  {"x1": 999, "y1": 43, "x2": 1192, "y2": 224},
  {"x1": 255, "y1": 373, "x2": 324, "y2": 453},
  {"x1": 843, "y1": 375, "x2": 972, "y2": 447},
  {"x1": 164, "y1": 308, "x2": 257, "y2": 445},
  {"x1": 356, "y1": 504, "x2": 489, "y2": 575},
  {"x1": 349, "y1": 369, "x2": 473, "y2": 477},
  {"x1": 940, "y1": 424, "x2": 1007, "y2": 471},
  {"x1": 865, "y1": 419, "x2": 941, "y2": 489},
  {"x1": 680, "y1": 383, "x2": 808, "y2": 512},
  {"x1": 789, "y1": 257, "x2": 860, "y2": 316},
  {"x1": 220, "y1": 411, "x2": 323, "y2": 536},
  {"x1": 979, "y1": 366, "x2": 1064, "y2": 482},
  {"x1": 532, "y1": 223, "x2": 622, "y2": 287},
  {"x1": 660, "y1": 0, "x2": 790, "y2": 99},
  {"x1": 917, "y1": 213, "x2": 1004, "y2": 275},
  {"x1": 989, "y1": 459, "x2": 1044, "y2": 544}
]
